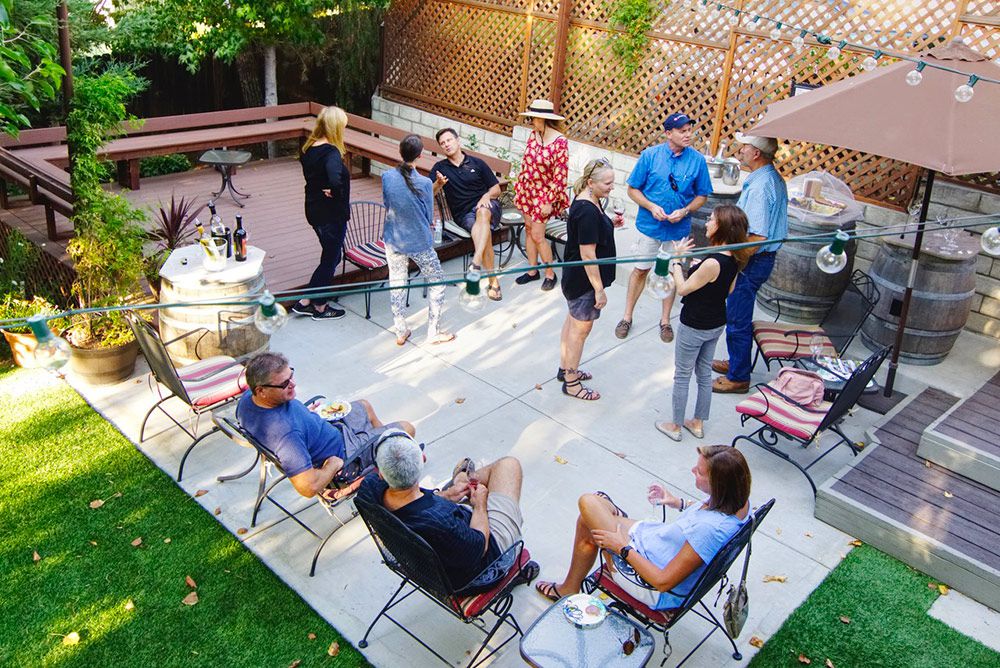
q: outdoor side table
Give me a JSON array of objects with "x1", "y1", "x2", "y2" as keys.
[
  {"x1": 520, "y1": 596, "x2": 655, "y2": 667},
  {"x1": 199, "y1": 149, "x2": 253, "y2": 207},
  {"x1": 158, "y1": 244, "x2": 270, "y2": 365},
  {"x1": 796, "y1": 356, "x2": 880, "y2": 400},
  {"x1": 498, "y1": 209, "x2": 525, "y2": 267}
]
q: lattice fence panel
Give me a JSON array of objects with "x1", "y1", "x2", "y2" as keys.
[
  {"x1": 743, "y1": 0, "x2": 962, "y2": 52},
  {"x1": 721, "y1": 34, "x2": 919, "y2": 207},
  {"x1": 525, "y1": 19, "x2": 559, "y2": 103},
  {"x1": 964, "y1": 0, "x2": 998, "y2": 15},
  {"x1": 382, "y1": 0, "x2": 528, "y2": 131},
  {"x1": 559, "y1": 25, "x2": 726, "y2": 154}
]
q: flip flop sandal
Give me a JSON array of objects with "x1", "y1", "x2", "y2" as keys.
[
  {"x1": 593, "y1": 490, "x2": 629, "y2": 518},
  {"x1": 515, "y1": 560, "x2": 540, "y2": 587},
  {"x1": 487, "y1": 285, "x2": 502, "y2": 301},
  {"x1": 429, "y1": 332, "x2": 456, "y2": 345},
  {"x1": 535, "y1": 580, "x2": 564, "y2": 602},
  {"x1": 395, "y1": 329, "x2": 411, "y2": 346},
  {"x1": 557, "y1": 367, "x2": 592, "y2": 382}
]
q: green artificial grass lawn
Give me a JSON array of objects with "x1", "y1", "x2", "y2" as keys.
[
  {"x1": 750, "y1": 543, "x2": 1000, "y2": 668},
  {"x1": 0, "y1": 365, "x2": 367, "y2": 667}
]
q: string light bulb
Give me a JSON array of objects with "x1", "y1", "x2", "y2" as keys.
[
  {"x1": 981, "y1": 226, "x2": 1000, "y2": 256},
  {"x1": 816, "y1": 231, "x2": 851, "y2": 274},
  {"x1": 459, "y1": 268, "x2": 486, "y2": 313},
  {"x1": 862, "y1": 50, "x2": 881, "y2": 71},
  {"x1": 769, "y1": 23, "x2": 782, "y2": 41},
  {"x1": 254, "y1": 291, "x2": 288, "y2": 334},
  {"x1": 954, "y1": 75, "x2": 979, "y2": 103},
  {"x1": 27, "y1": 315, "x2": 72, "y2": 373},
  {"x1": 905, "y1": 61, "x2": 926, "y2": 86},
  {"x1": 645, "y1": 251, "x2": 676, "y2": 299},
  {"x1": 792, "y1": 30, "x2": 807, "y2": 51},
  {"x1": 826, "y1": 40, "x2": 847, "y2": 61}
]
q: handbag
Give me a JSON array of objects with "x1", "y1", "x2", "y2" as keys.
[
  {"x1": 771, "y1": 367, "x2": 826, "y2": 407},
  {"x1": 722, "y1": 513, "x2": 756, "y2": 638}
]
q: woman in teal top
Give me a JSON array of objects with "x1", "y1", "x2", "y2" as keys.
[{"x1": 534, "y1": 445, "x2": 751, "y2": 609}]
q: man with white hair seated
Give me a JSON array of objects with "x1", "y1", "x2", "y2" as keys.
[{"x1": 358, "y1": 433, "x2": 538, "y2": 591}]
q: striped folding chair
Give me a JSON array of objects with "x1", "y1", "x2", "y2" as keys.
[{"x1": 343, "y1": 201, "x2": 389, "y2": 318}]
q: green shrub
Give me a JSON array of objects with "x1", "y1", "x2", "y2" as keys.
[{"x1": 140, "y1": 153, "x2": 193, "y2": 178}]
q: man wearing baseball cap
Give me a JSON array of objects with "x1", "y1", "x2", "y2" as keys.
[
  {"x1": 711, "y1": 131, "x2": 788, "y2": 393},
  {"x1": 615, "y1": 112, "x2": 712, "y2": 344}
]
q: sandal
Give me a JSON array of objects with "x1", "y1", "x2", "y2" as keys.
[
  {"x1": 594, "y1": 490, "x2": 629, "y2": 518},
  {"x1": 429, "y1": 331, "x2": 456, "y2": 345},
  {"x1": 487, "y1": 284, "x2": 502, "y2": 301},
  {"x1": 395, "y1": 329, "x2": 411, "y2": 346},
  {"x1": 659, "y1": 322, "x2": 675, "y2": 343},
  {"x1": 535, "y1": 580, "x2": 564, "y2": 602},
  {"x1": 655, "y1": 421, "x2": 683, "y2": 442},
  {"x1": 562, "y1": 377, "x2": 600, "y2": 401},
  {"x1": 440, "y1": 457, "x2": 475, "y2": 494},
  {"x1": 557, "y1": 367, "x2": 592, "y2": 382},
  {"x1": 514, "y1": 560, "x2": 541, "y2": 587},
  {"x1": 683, "y1": 421, "x2": 704, "y2": 439}
]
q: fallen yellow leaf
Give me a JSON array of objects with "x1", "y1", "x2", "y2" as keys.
[
  {"x1": 937, "y1": 584, "x2": 950, "y2": 595},
  {"x1": 749, "y1": 636, "x2": 764, "y2": 648},
  {"x1": 798, "y1": 654, "x2": 811, "y2": 665},
  {"x1": 839, "y1": 615, "x2": 851, "y2": 624},
  {"x1": 614, "y1": 452, "x2": 627, "y2": 459},
  {"x1": 33, "y1": 550, "x2": 41, "y2": 563},
  {"x1": 236, "y1": 527, "x2": 248, "y2": 535},
  {"x1": 804, "y1": 532, "x2": 813, "y2": 538},
  {"x1": 124, "y1": 599, "x2": 135, "y2": 611},
  {"x1": 534, "y1": 384, "x2": 542, "y2": 390},
  {"x1": 112, "y1": 492, "x2": 122, "y2": 498},
  {"x1": 181, "y1": 591, "x2": 199, "y2": 606},
  {"x1": 62, "y1": 631, "x2": 80, "y2": 646},
  {"x1": 925, "y1": 460, "x2": 932, "y2": 468},
  {"x1": 213, "y1": 507, "x2": 221, "y2": 516},
  {"x1": 185, "y1": 575, "x2": 197, "y2": 589},
  {"x1": 825, "y1": 660, "x2": 835, "y2": 668},
  {"x1": 928, "y1": 582, "x2": 937, "y2": 590},
  {"x1": 327, "y1": 641, "x2": 340, "y2": 657},
  {"x1": 195, "y1": 489, "x2": 209, "y2": 497},
  {"x1": 163, "y1": 538, "x2": 171, "y2": 544},
  {"x1": 288, "y1": 660, "x2": 301, "y2": 668},
  {"x1": 130, "y1": 537, "x2": 142, "y2": 547},
  {"x1": 89, "y1": 499, "x2": 104, "y2": 509},
  {"x1": 88, "y1": 540, "x2": 97, "y2": 547},
  {"x1": 554, "y1": 455, "x2": 568, "y2": 465},
  {"x1": 775, "y1": 527, "x2": 782, "y2": 535},
  {"x1": 943, "y1": 491, "x2": 954, "y2": 499},
  {"x1": 848, "y1": 539, "x2": 862, "y2": 547},
  {"x1": 762, "y1": 575, "x2": 787, "y2": 583},
  {"x1": 307, "y1": 632, "x2": 316, "y2": 640},
  {"x1": 455, "y1": 397, "x2": 466, "y2": 404}
]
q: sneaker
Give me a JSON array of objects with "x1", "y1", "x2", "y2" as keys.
[
  {"x1": 515, "y1": 271, "x2": 541, "y2": 285},
  {"x1": 291, "y1": 302, "x2": 314, "y2": 316},
  {"x1": 541, "y1": 276, "x2": 557, "y2": 291},
  {"x1": 614, "y1": 319, "x2": 632, "y2": 339},
  {"x1": 711, "y1": 359, "x2": 729, "y2": 375},
  {"x1": 311, "y1": 306, "x2": 346, "y2": 321}
]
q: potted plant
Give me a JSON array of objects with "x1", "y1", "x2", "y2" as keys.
[
  {"x1": 0, "y1": 295, "x2": 67, "y2": 367},
  {"x1": 144, "y1": 194, "x2": 205, "y2": 299}
]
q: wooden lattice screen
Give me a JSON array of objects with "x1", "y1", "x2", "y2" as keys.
[{"x1": 381, "y1": 0, "x2": 1000, "y2": 208}]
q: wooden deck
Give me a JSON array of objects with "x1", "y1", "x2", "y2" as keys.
[
  {"x1": 816, "y1": 388, "x2": 1000, "y2": 611},
  {"x1": 0, "y1": 156, "x2": 383, "y2": 294},
  {"x1": 918, "y1": 371, "x2": 1000, "y2": 491}
]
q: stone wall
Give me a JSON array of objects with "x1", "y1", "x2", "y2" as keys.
[{"x1": 372, "y1": 94, "x2": 1000, "y2": 340}]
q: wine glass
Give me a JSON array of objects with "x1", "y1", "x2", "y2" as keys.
[
  {"x1": 937, "y1": 213, "x2": 959, "y2": 253},
  {"x1": 809, "y1": 333, "x2": 826, "y2": 361},
  {"x1": 611, "y1": 197, "x2": 627, "y2": 229}
]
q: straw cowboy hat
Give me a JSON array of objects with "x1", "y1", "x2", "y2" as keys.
[{"x1": 520, "y1": 99, "x2": 565, "y2": 121}]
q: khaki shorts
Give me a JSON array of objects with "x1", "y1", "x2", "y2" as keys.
[
  {"x1": 487, "y1": 491, "x2": 523, "y2": 552},
  {"x1": 631, "y1": 230, "x2": 674, "y2": 271}
]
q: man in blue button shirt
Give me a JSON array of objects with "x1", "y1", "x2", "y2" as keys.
[
  {"x1": 615, "y1": 112, "x2": 712, "y2": 344},
  {"x1": 712, "y1": 132, "x2": 788, "y2": 393}
]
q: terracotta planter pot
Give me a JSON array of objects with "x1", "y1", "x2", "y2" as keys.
[
  {"x1": 2, "y1": 329, "x2": 38, "y2": 368},
  {"x1": 68, "y1": 338, "x2": 139, "y2": 385}
]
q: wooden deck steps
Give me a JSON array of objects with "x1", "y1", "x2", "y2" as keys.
[
  {"x1": 917, "y1": 371, "x2": 1000, "y2": 492},
  {"x1": 816, "y1": 387, "x2": 1000, "y2": 611}
]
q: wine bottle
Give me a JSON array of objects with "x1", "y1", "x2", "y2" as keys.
[
  {"x1": 208, "y1": 201, "x2": 224, "y2": 236},
  {"x1": 233, "y1": 215, "x2": 248, "y2": 262}
]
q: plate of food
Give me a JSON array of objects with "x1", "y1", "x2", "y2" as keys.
[
  {"x1": 313, "y1": 399, "x2": 352, "y2": 421},
  {"x1": 561, "y1": 593, "x2": 608, "y2": 627},
  {"x1": 501, "y1": 211, "x2": 522, "y2": 222},
  {"x1": 812, "y1": 357, "x2": 876, "y2": 389}
]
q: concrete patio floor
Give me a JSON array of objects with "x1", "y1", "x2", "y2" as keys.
[{"x1": 66, "y1": 255, "x2": 1000, "y2": 667}]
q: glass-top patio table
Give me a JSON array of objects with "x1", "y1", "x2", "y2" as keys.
[{"x1": 199, "y1": 149, "x2": 253, "y2": 207}]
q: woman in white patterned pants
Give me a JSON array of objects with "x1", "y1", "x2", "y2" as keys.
[{"x1": 382, "y1": 135, "x2": 456, "y2": 345}]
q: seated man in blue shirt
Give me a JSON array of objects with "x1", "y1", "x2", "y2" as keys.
[
  {"x1": 237, "y1": 352, "x2": 415, "y2": 499},
  {"x1": 358, "y1": 432, "x2": 538, "y2": 591},
  {"x1": 615, "y1": 112, "x2": 712, "y2": 345}
]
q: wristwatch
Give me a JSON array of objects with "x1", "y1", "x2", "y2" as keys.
[{"x1": 619, "y1": 545, "x2": 632, "y2": 560}]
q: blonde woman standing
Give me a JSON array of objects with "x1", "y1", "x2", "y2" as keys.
[
  {"x1": 293, "y1": 106, "x2": 350, "y2": 320},
  {"x1": 514, "y1": 99, "x2": 570, "y2": 291}
]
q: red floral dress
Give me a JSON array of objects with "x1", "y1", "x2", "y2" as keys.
[{"x1": 514, "y1": 132, "x2": 570, "y2": 225}]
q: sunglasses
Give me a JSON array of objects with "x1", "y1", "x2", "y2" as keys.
[
  {"x1": 668, "y1": 172, "x2": 679, "y2": 192},
  {"x1": 260, "y1": 367, "x2": 295, "y2": 390},
  {"x1": 620, "y1": 627, "x2": 641, "y2": 656}
]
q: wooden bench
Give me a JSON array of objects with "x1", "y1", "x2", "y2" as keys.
[{"x1": 0, "y1": 147, "x2": 74, "y2": 239}]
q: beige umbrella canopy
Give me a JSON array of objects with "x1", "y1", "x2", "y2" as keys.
[{"x1": 751, "y1": 40, "x2": 1000, "y2": 176}]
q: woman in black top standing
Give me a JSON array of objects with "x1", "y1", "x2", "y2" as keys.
[
  {"x1": 656, "y1": 204, "x2": 750, "y2": 441},
  {"x1": 293, "y1": 106, "x2": 351, "y2": 320},
  {"x1": 559, "y1": 158, "x2": 623, "y2": 401}
]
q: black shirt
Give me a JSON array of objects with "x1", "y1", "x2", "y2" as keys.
[
  {"x1": 561, "y1": 199, "x2": 617, "y2": 300},
  {"x1": 680, "y1": 252, "x2": 739, "y2": 329},
  {"x1": 300, "y1": 144, "x2": 351, "y2": 225},
  {"x1": 429, "y1": 154, "x2": 499, "y2": 221}
]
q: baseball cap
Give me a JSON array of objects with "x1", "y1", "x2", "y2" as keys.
[
  {"x1": 734, "y1": 132, "x2": 778, "y2": 156},
  {"x1": 663, "y1": 113, "x2": 693, "y2": 132}
]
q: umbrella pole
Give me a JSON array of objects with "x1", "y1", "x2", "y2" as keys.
[{"x1": 883, "y1": 169, "x2": 936, "y2": 397}]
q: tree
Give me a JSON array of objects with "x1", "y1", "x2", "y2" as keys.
[{"x1": 0, "y1": 0, "x2": 64, "y2": 137}]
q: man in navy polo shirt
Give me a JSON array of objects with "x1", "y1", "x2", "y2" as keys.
[
  {"x1": 615, "y1": 112, "x2": 712, "y2": 344},
  {"x1": 430, "y1": 128, "x2": 504, "y2": 301}
]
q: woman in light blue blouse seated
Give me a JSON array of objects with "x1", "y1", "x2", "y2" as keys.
[
  {"x1": 535, "y1": 445, "x2": 750, "y2": 610},
  {"x1": 382, "y1": 135, "x2": 456, "y2": 346}
]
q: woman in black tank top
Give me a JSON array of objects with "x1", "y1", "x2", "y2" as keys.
[{"x1": 655, "y1": 205, "x2": 750, "y2": 442}]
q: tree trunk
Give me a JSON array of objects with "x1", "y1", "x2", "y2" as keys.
[
  {"x1": 263, "y1": 45, "x2": 277, "y2": 158},
  {"x1": 235, "y1": 50, "x2": 262, "y2": 109}
]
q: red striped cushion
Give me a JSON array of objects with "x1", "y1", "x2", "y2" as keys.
[
  {"x1": 589, "y1": 568, "x2": 677, "y2": 626},
  {"x1": 545, "y1": 220, "x2": 568, "y2": 242},
  {"x1": 736, "y1": 385, "x2": 831, "y2": 441},
  {"x1": 753, "y1": 322, "x2": 837, "y2": 361},
  {"x1": 345, "y1": 241, "x2": 387, "y2": 269},
  {"x1": 452, "y1": 548, "x2": 531, "y2": 619},
  {"x1": 177, "y1": 356, "x2": 240, "y2": 381},
  {"x1": 181, "y1": 359, "x2": 248, "y2": 407}
]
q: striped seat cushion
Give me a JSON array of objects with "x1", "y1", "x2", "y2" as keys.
[
  {"x1": 545, "y1": 219, "x2": 568, "y2": 242},
  {"x1": 178, "y1": 356, "x2": 248, "y2": 407},
  {"x1": 753, "y1": 321, "x2": 837, "y2": 361},
  {"x1": 345, "y1": 241, "x2": 387, "y2": 269},
  {"x1": 451, "y1": 548, "x2": 531, "y2": 619},
  {"x1": 443, "y1": 220, "x2": 471, "y2": 239},
  {"x1": 736, "y1": 385, "x2": 831, "y2": 441},
  {"x1": 589, "y1": 567, "x2": 678, "y2": 626}
]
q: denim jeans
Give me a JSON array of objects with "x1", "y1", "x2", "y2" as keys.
[
  {"x1": 725, "y1": 252, "x2": 776, "y2": 382},
  {"x1": 306, "y1": 220, "x2": 347, "y2": 307},
  {"x1": 673, "y1": 321, "x2": 725, "y2": 425}
]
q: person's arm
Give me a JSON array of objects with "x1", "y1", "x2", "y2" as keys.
[
  {"x1": 423, "y1": 181, "x2": 435, "y2": 225},
  {"x1": 468, "y1": 482, "x2": 491, "y2": 556},
  {"x1": 591, "y1": 523, "x2": 705, "y2": 593},
  {"x1": 477, "y1": 183, "x2": 503, "y2": 210},
  {"x1": 431, "y1": 166, "x2": 448, "y2": 194},
  {"x1": 579, "y1": 243, "x2": 607, "y2": 310},
  {"x1": 672, "y1": 256, "x2": 720, "y2": 296},
  {"x1": 289, "y1": 454, "x2": 344, "y2": 498},
  {"x1": 324, "y1": 147, "x2": 344, "y2": 195},
  {"x1": 628, "y1": 185, "x2": 668, "y2": 222}
]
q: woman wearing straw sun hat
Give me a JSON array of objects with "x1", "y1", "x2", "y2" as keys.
[{"x1": 514, "y1": 99, "x2": 570, "y2": 291}]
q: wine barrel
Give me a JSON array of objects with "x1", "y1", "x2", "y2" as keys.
[
  {"x1": 756, "y1": 216, "x2": 858, "y2": 323},
  {"x1": 690, "y1": 190, "x2": 741, "y2": 247},
  {"x1": 861, "y1": 230, "x2": 979, "y2": 365},
  {"x1": 158, "y1": 245, "x2": 271, "y2": 365}
]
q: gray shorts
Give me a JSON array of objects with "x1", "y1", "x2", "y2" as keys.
[
  {"x1": 339, "y1": 400, "x2": 406, "y2": 459},
  {"x1": 459, "y1": 199, "x2": 502, "y2": 232},
  {"x1": 566, "y1": 290, "x2": 602, "y2": 322},
  {"x1": 487, "y1": 491, "x2": 523, "y2": 552}
]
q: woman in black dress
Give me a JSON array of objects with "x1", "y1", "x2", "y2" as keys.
[
  {"x1": 293, "y1": 106, "x2": 351, "y2": 320},
  {"x1": 558, "y1": 158, "x2": 624, "y2": 400}
]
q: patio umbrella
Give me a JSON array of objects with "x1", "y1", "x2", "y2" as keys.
[{"x1": 749, "y1": 39, "x2": 1000, "y2": 410}]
